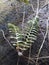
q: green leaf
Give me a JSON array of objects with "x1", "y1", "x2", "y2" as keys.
[
  {"x1": 8, "y1": 23, "x2": 19, "y2": 33},
  {"x1": 20, "y1": 0, "x2": 29, "y2": 4},
  {"x1": 8, "y1": 17, "x2": 39, "y2": 52}
]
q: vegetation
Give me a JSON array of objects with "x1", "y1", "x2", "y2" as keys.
[
  {"x1": 8, "y1": 17, "x2": 39, "y2": 54},
  {"x1": 0, "y1": 0, "x2": 48, "y2": 65},
  {"x1": 20, "y1": 0, "x2": 29, "y2": 4}
]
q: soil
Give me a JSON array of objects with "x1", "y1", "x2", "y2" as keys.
[{"x1": 0, "y1": 0, "x2": 49, "y2": 65}]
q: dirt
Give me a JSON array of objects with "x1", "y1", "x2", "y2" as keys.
[{"x1": 0, "y1": 0, "x2": 49, "y2": 65}]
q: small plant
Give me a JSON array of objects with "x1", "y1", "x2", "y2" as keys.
[
  {"x1": 20, "y1": 0, "x2": 29, "y2": 4},
  {"x1": 8, "y1": 17, "x2": 39, "y2": 56}
]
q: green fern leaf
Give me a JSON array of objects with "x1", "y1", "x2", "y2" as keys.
[
  {"x1": 8, "y1": 23, "x2": 19, "y2": 33},
  {"x1": 8, "y1": 17, "x2": 39, "y2": 53}
]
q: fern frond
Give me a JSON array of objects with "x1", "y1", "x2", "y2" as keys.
[
  {"x1": 8, "y1": 17, "x2": 39, "y2": 53},
  {"x1": 8, "y1": 23, "x2": 19, "y2": 33}
]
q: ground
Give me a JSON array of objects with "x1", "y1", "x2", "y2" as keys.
[{"x1": 0, "y1": 0, "x2": 49, "y2": 65}]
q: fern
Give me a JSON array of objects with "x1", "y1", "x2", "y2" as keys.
[
  {"x1": 8, "y1": 23, "x2": 19, "y2": 33},
  {"x1": 8, "y1": 17, "x2": 39, "y2": 53}
]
